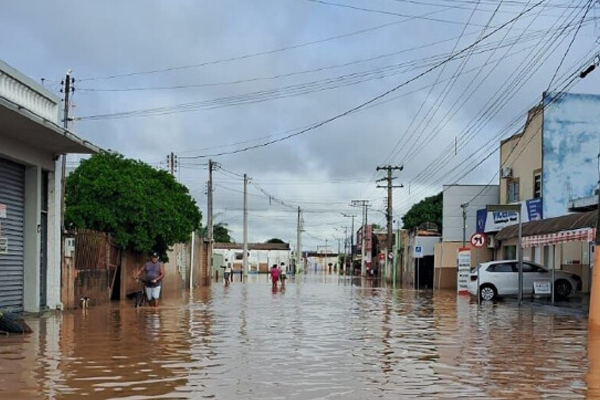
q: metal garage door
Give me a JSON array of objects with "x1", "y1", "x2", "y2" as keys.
[{"x1": 0, "y1": 157, "x2": 25, "y2": 312}]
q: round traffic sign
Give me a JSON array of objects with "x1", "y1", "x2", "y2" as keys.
[{"x1": 470, "y1": 232, "x2": 486, "y2": 248}]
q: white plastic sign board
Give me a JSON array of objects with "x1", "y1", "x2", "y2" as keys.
[
  {"x1": 533, "y1": 280, "x2": 551, "y2": 295},
  {"x1": 457, "y1": 248, "x2": 471, "y2": 293}
]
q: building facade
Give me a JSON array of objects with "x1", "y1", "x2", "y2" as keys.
[
  {"x1": 0, "y1": 60, "x2": 98, "y2": 312},
  {"x1": 486, "y1": 93, "x2": 600, "y2": 294}
]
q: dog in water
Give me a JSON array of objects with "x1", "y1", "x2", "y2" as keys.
[{"x1": 80, "y1": 297, "x2": 90, "y2": 309}]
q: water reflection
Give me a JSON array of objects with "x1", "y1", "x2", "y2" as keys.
[{"x1": 0, "y1": 273, "x2": 594, "y2": 399}]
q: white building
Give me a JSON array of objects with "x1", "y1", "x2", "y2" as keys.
[
  {"x1": 213, "y1": 243, "x2": 291, "y2": 274},
  {"x1": 442, "y1": 184, "x2": 499, "y2": 243},
  {"x1": 0, "y1": 60, "x2": 99, "y2": 312}
]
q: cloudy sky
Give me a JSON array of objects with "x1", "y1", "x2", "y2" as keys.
[{"x1": 2, "y1": 0, "x2": 600, "y2": 251}]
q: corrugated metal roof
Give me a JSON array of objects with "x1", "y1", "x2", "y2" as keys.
[{"x1": 495, "y1": 210, "x2": 597, "y2": 240}]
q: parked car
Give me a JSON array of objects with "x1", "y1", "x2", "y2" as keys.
[{"x1": 467, "y1": 260, "x2": 582, "y2": 301}]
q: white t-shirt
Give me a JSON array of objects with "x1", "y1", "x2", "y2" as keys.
[{"x1": 279, "y1": 264, "x2": 287, "y2": 275}]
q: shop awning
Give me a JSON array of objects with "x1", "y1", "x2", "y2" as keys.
[
  {"x1": 522, "y1": 227, "x2": 595, "y2": 247},
  {"x1": 496, "y1": 210, "x2": 597, "y2": 247}
]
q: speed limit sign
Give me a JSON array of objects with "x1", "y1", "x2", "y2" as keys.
[{"x1": 470, "y1": 232, "x2": 486, "y2": 248}]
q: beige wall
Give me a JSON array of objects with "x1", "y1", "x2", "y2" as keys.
[
  {"x1": 433, "y1": 242, "x2": 493, "y2": 290},
  {"x1": 500, "y1": 107, "x2": 542, "y2": 204}
]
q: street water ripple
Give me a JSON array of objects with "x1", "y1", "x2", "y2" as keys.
[{"x1": 0, "y1": 273, "x2": 595, "y2": 399}]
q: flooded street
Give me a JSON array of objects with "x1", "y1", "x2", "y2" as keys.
[{"x1": 0, "y1": 273, "x2": 596, "y2": 400}]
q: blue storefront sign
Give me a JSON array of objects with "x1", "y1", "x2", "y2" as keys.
[{"x1": 476, "y1": 198, "x2": 543, "y2": 233}]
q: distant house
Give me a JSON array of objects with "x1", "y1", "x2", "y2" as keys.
[
  {"x1": 213, "y1": 242, "x2": 291, "y2": 274},
  {"x1": 0, "y1": 60, "x2": 99, "y2": 312}
]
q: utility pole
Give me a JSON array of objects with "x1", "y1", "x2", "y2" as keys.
[
  {"x1": 59, "y1": 70, "x2": 74, "y2": 230},
  {"x1": 167, "y1": 152, "x2": 178, "y2": 177},
  {"x1": 207, "y1": 160, "x2": 215, "y2": 242},
  {"x1": 344, "y1": 226, "x2": 348, "y2": 272},
  {"x1": 296, "y1": 206, "x2": 302, "y2": 274},
  {"x1": 325, "y1": 238, "x2": 328, "y2": 272},
  {"x1": 351, "y1": 200, "x2": 369, "y2": 276},
  {"x1": 242, "y1": 174, "x2": 249, "y2": 279},
  {"x1": 207, "y1": 160, "x2": 215, "y2": 280},
  {"x1": 376, "y1": 165, "x2": 403, "y2": 282},
  {"x1": 342, "y1": 213, "x2": 355, "y2": 275},
  {"x1": 461, "y1": 203, "x2": 468, "y2": 247}
]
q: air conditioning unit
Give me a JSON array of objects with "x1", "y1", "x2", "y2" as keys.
[
  {"x1": 486, "y1": 235, "x2": 496, "y2": 249},
  {"x1": 500, "y1": 166, "x2": 513, "y2": 178}
]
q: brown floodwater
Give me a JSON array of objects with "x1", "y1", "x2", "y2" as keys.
[{"x1": 0, "y1": 273, "x2": 596, "y2": 399}]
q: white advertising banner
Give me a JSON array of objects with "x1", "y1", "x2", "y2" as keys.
[{"x1": 457, "y1": 248, "x2": 471, "y2": 294}]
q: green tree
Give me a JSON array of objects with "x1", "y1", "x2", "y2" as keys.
[
  {"x1": 65, "y1": 152, "x2": 202, "y2": 257},
  {"x1": 265, "y1": 238, "x2": 284, "y2": 244},
  {"x1": 214, "y1": 222, "x2": 233, "y2": 243},
  {"x1": 401, "y1": 192, "x2": 442, "y2": 232}
]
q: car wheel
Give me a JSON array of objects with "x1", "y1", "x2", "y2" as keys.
[
  {"x1": 480, "y1": 285, "x2": 497, "y2": 301},
  {"x1": 555, "y1": 279, "x2": 572, "y2": 299}
]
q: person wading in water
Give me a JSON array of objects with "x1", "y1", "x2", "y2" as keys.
[{"x1": 135, "y1": 252, "x2": 165, "y2": 308}]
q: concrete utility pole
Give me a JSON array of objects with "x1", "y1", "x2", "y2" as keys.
[
  {"x1": 207, "y1": 160, "x2": 215, "y2": 279},
  {"x1": 376, "y1": 165, "x2": 403, "y2": 281},
  {"x1": 296, "y1": 206, "x2": 302, "y2": 274},
  {"x1": 207, "y1": 160, "x2": 215, "y2": 243},
  {"x1": 60, "y1": 70, "x2": 73, "y2": 230},
  {"x1": 351, "y1": 200, "x2": 369, "y2": 276},
  {"x1": 167, "y1": 152, "x2": 178, "y2": 177},
  {"x1": 461, "y1": 203, "x2": 468, "y2": 247},
  {"x1": 342, "y1": 213, "x2": 356, "y2": 274},
  {"x1": 242, "y1": 174, "x2": 249, "y2": 278}
]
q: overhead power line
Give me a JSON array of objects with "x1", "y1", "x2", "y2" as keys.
[{"x1": 78, "y1": 6, "x2": 455, "y2": 82}]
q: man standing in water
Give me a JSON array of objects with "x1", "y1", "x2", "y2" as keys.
[{"x1": 135, "y1": 252, "x2": 165, "y2": 308}]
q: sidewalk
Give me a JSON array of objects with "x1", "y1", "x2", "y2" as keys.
[{"x1": 521, "y1": 293, "x2": 589, "y2": 317}]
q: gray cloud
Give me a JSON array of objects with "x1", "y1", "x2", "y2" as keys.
[{"x1": 2, "y1": 0, "x2": 599, "y2": 250}]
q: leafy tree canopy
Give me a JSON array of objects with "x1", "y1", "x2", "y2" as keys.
[
  {"x1": 401, "y1": 192, "x2": 443, "y2": 232},
  {"x1": 214, "y1": 222, "x2": 233, "y2": 243},
  {"x1": 266, "y1": 238, "x2": 284, "y2": 244},
  {"x1": 200, "y1": 222, "x2": 233, "y2": 243},
  {"x1": 65, "y1": 152, "x2": 202, "y2": 257}
]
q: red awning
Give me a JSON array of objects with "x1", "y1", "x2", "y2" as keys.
[{"x1": 521, "y1": 228, "x2": 595, "y2": 247}]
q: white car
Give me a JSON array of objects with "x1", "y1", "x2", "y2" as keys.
[{"x1": 467, "y1": 260, "x2": 582, "y2": 301}]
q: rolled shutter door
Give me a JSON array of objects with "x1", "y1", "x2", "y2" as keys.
[{"x1": 0, "y1": 157, "x2": 25, "y2": 312}]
